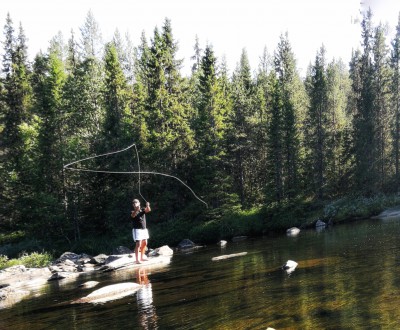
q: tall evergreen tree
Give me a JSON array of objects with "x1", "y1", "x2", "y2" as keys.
[
  {"x1": 390, "y1": 13, "x2": 400, "y2": 188},
  {"x1": 272, "y1": 33, "x2": 304, "y2": 201},
  {"x1": 352, "y1": 9, "x2": 377, "y2": 193},
  {"x1": 304, "y1": 45, "x2": 328, "y2": 199},
  {"x1": 194, "y1": 44, "x2": 232, "y2": 209},
  {"x1": 29, "y1": 49, "x2": 68, "y2": 239},
  {"x1": 79, "y1": 10, "x2": 103, "y2": 60},
  {"x1": 372, "y1": 23, "x2": 392, "y2": 189},
  {"x1": 144, "y1": 19, "x2": 195, "y2": 215},
  {"x1": 265, "y1": 71, "x2": 284, "y2": 203},
  {"x1": 325, "y1": 59, "x2": 352, "y2": 196},
  {"x1": 0, "y1": 15, "x2": 33, "y2": 228},
  {"x1": 226, "y1": 49, "x2": 256, "y2": 207}
]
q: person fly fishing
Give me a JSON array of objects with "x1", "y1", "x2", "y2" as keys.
[{"x1": 131, "y1": 198, "x2": 151, "y2": 264}]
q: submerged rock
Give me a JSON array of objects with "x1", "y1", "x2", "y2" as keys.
[
  {"x1": 73, "y1": 282, "x2": 142, "y2": 304},
  {"x1": 217, "y1": 240, "x2": 227, "y2": 247},
  {"x1": 78, "y1": 281, "x2": 100, "y2": 289},
  {"x1": 232, "y1": 236, "x2": 247, "y2": 242},
  {"x1": 212, "y1": 252, "x2": 247, "y2": 261},
  {"x1": 282, "y1": 260, "x2": 298, "y2": 275},
  {"x1": 286, "y1": 227, "x2": 300, "y2": 237}
]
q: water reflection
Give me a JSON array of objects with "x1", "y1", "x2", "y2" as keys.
[
  {"x1": 3, "y1": 219, "x2": 400, "y2": 329},
  {"x1": 135, "y1": 268, "x2": 158, "y2": 329}
]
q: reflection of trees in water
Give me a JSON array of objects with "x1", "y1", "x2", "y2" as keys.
[{"x1": 136, "y1": 268, "x2": 158, "y2": 329}]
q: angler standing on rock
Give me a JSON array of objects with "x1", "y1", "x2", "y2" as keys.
[{"x1": 131, "y1": 199, "x2": 151, "y2": 264}]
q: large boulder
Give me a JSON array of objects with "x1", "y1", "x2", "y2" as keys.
[
  {"x1": 91, "y1": 254, "x2": 108, "y2": 265},
  {"x1": 177, "y1": 239, "x2": 196, "y2": 250},
  {"x1": 112, "y1": 246, "x2": 133, "y2": 255},
  {"x1": 149, "y1": 245, "x2": 173, "y2": 257},
  {"x1": 53, "y1": 252, "x2": 80, "y2": 265}
]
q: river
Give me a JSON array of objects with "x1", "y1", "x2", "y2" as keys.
[{"x1": 1, "y1": 217, "x2": 400, "y2": 329}]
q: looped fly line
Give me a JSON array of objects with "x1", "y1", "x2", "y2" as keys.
[{"x1": 63, "y1": 143, "x2": 208, "y2": 208}]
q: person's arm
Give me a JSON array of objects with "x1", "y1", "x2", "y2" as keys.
[{"x1": 144, "y1": 202, "x2": 151, "y2": 213}]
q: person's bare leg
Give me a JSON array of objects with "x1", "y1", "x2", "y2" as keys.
[
  {"x1": 140, "y1": 240, "x2": 147, "y2": 261},
  {"x1": 135, "y1": 241, "x2": 141, "y2": 263}
]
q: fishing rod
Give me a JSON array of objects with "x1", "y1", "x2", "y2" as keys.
[{"x1": 63, "y1": 143, "x2": 208, "y2": 208}]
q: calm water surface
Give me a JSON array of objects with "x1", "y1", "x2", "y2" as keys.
[{"x1": 1, "y1": 218, "x2": 400, "y2": 329}]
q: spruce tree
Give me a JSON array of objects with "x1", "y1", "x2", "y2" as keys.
[
  {"x1": 273, "y1": 33, "x2": 304, "y2": 201},
  {"x1": 372, "y1": 23, "x2": 391, "y2": 189},
  {"x1": 352, "y1": 9, "x2": 377, "y2": 193},
  {"x1": 390, "y1": 13, "x2": 400, "y2": 188},
  {"x1": 144, "y1": 19, "x2": 195, "y2": 216},
  {"x1": 226, "y1": 49, "x2": 256, "y2": 207},
  {"x1": 325, "y1": 59, "x2": 352, "y2": 196},
  {"x1": 29, "y1": 50, "x2": 68, "y2": 239},
  {"x1": 304, "y1": 45, "x2": 328, "y2": 199},
  {"x1": 0, "y1": 15, "x2": 33, "y2": 228},
  {"x1": 194, "y1": 44, "x2": 232, "y2": 209}
]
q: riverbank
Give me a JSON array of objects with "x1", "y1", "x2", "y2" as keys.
[
  {"x1": 2, "y1": 194, "x2": 400, "y2": 261},
  {"x1": 0, "y1": 246, "x2": 173, "y2": 309}
]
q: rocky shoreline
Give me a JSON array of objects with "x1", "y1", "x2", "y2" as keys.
[{"x1": 0, "y1": 245, "x2": 173, "y2": 309}]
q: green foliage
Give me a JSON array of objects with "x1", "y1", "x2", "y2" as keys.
[
  {"x1": 220, "y1": 208, "x2": 265, "y2": 238},
  {"x1": 0, "y1": 231, "x2": 25, "y2": 245},
  {"x1": 0, "y1": 238, "x2": 46, "y2": 258},
  {"x1": 323, "y1": 194, "x2": 400, "y2": 223},
  {"x1": 0, "y1": 251, "x2": 52, "y2": 270}
]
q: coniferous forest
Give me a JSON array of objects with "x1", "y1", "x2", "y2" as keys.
[{"x1": 1, "y1": 10, "x2": 400, "y2": 255}]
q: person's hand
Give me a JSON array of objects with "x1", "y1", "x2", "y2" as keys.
[{"x1": 146, "y1": 202, "x2": 150, "y2": 207}]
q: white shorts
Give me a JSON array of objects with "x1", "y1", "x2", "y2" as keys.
[{"x1": 132, "y1": 228, "x2": 149, "y2": 242}]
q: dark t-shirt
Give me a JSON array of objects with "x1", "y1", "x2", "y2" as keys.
[{"x1": 132, "y1": 207, "x2": 147, "y2": 229}]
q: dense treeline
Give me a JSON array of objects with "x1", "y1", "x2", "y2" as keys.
[{"x1": 1, "y1": 10, "x2": 400, "y2": 253}]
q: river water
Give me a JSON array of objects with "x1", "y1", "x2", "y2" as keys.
[{"x1": 1, "y1": 217, "x2": 400, "y2": 329}]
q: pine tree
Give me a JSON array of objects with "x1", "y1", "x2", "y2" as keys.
[
  {"x1": 0, "y1": 15, "x2": 33, "y2": 228},
  {"x1": 102, "y1": 42, "x2": 132, "y2": 146},
  {"x1": 61, "y1": 29, "x2": 105, "y2": 239},
  {"x1": 132, "y1": 31, "x2": 150, "y2": 146},
  {"x1": 325, "y1": 59, "x2": 352, "y2": 196},
  {"x1": 194, "y1": 44, "x2": 232, "y2": 209},
  {"x1": 251, "y1": 46, "x2": 271, "y2": 204},
  {"x1": 304, "y1": 45, "x2": 328, "y2": 199},
  {"x1": 226, "y1": 49, "x2": 256, "y2": 207},
  {"x1": 273, "y1": 33, "x2": 304, "y2": 201},
  {"x1": 352, "y1": 9, "x2": 376, "y2": 193},
  {"x1": 29, "y1": 50, "x2": 68, "y2": 238},
  {"x1": 112, "y1": 29, "x2": 135, "y2": 85},
  {"x1": 390, "y1": 13, "x2": 400, "y2": 188},
  {"x1": 144, "y1": 19, "x2": 195, "y2": 215},
  {"x1": 372, "y1": 23, "x2": 391, "y2": 189},
  {"x1": 191, "y1": 35, "x2": 202, "y2": 73},
  {"x1": 79, "y1": 10, "x2": 103, "y2": 60}
]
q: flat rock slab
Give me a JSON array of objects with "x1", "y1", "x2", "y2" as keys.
[
  {"x1": 212, "y1": 252, "x2": 248, "y2": 261},
  {"x1": 73, "y1": 282, "x2": 142, "y2": 304},
  {"x1": 99, "y1": 254, "x2": 172, "y2": 271},
  {"x1": 0, "y1": 266, "x2": 51, "y2": 289},
  {"x1": 374, "y1": 207, "x2": 400, "y2": 220}
]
